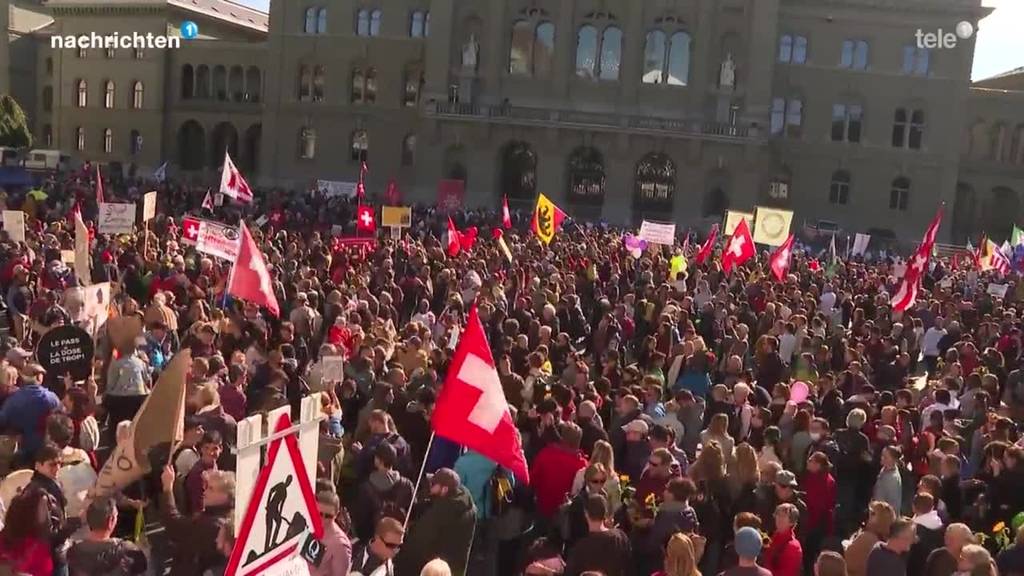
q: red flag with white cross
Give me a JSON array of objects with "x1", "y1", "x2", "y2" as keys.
[
  {"x1": 721, "y1": 218, "x2": 755, "y2": 274},
  {"x1": 769, "y1": 234, "x2": 795, "y2": 282},
  {"x1": 432, "y1": 305, "x2": 529, "y2": 484},
  {"x1": 356, "y1": 205, "x2": 376, "y2": 233},
  {"x1": 227, "y1": 221, "x2": 280, "y2": 317}
]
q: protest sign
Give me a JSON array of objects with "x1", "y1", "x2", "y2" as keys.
[
  {"x1": 723, "y1": 210, "x2": 754, "y2": 236},
  {"x1": 316, "y1": 180, "x2": 357, "y2": 198},
  {"x1": 196, "y1": 220, "x2": 241, "y2": 261},
  {"x1": 320, "y1": 356, "x2": 345, "y2": 383},
  {"x1": 988, "y1": 283, "x2": 1009, "y2": 298},
  {"x1": 1, "y1": 210, "x2": 25, "y2": 243},
  {"x1": 98, "y1": 203, "x2": 136, "y2": 235},
  {"x1": 142, "y1": 191, "x2": 158, "y2": 221},
  {"x1": 437, "y1": 179, "x2": 465, "y2": 212},
  {"x1": 64, "y1": 282, "x2": 112, "y2": 334},
  {"x1": 36, "y1": 325, "x2": 95, "y2": 381},
  {"x1": 752, "y1": 207, "x2": 794, "y2": 247},
  {"x1": 381, "y1": 206, "x2": 412, "y2": 228},
  {"x1": 638, "y1": 221, "x2": 676, "y2": 245}
]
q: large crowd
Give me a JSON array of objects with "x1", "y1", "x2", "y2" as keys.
[{"x1": 0, "y1": 166, "x2": 1021, "y2": 576}]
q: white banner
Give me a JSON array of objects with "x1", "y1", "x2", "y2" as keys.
[
  {"x1": 638, "y1": 221, "x2": 676, "y2": 245},
  {"x1": 988, "y1": 283, "x2": 1009, "y2": 298},
  {"x1": 74, "y1": 215, "x2": 91, "y2": 284},
  {"x1": 98, "y1": 203, "x2": 136, "y2": 235},
  {"x1": 1, "y1": 210, "x2": 25, "y2": 243},
  {"x1": 64, "y1": 282, "x2": 112, "y2": 334},
  {"x1": 196, "y1": 220, "x2": 240, "y2": 261},
  {"x1": 142, "y1": 191, "x2": 158, "y2": 222},
  {"x1": 316, "y1": 180, "x2": 358, "y2": 198},
  {"x1": 852, "y1": 233, "x2": 871, "y2": 257}
]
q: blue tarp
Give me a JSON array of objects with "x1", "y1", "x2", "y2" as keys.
[{"x1": 0, "y1": 167, "x2": 37, "y2": 188}]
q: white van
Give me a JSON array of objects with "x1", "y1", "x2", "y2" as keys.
[{"x1": 23, "y1": 149, "x2": 71, "y2": 171}]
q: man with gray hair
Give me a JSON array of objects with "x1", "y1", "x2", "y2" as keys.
[
  {"x1": 68, "y1": 497, "x2": 148, "y2": 575},
  {"x1": 835, "y1": 407, "x2": 872, "y2": 535}
]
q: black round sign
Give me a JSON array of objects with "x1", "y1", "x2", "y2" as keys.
[{"x1": 36, "y1": 325, "x2": 95, "y2": 381}]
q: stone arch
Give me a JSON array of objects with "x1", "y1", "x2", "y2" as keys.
[
  {"x1": 181, "y1": 64, "x2": 194, "y2": 99},
  {"x1": 195, "y1": 65, "x2": 211, "y2": 99},
  {"x1": 499, "y1": 140, "x2": 537, "y2": 201},
  {"x1": 245, "y1": 67, "x2": 261, "y2": 102},
  {"x1": 444, "y1": 144, "x2": 468, "y2": 182},
  {"x1": 212, "y1": 65, "x2": 227, "y2": 101},
  {"x1": 634, "y1": 152, "x2": 676, "y2": 210},
  {"x1": 177, "y1": 120, "x2": 205, "y2": 170}
]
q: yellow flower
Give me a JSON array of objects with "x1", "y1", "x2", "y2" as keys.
[
  {"x1": 644, "y1": 493, "x2": 656, "y2": 506},
  {"x1": 994, "y1": 522, "x2": 1007, "y2": 533},
  {"x1": 620, "y1": 474, "x2": 630, "y2": 484}
]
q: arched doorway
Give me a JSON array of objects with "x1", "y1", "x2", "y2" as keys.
[
  {"x1": 443, "y1": 144, "x2": 468, "y2": 182},
  {"x1": 566, "y1": 146, "x2": 605, "y2": 206},
  {"x1": 952, "y1": 183, "x2": 976, "y2": 244},
  {"x1": 242, "y1": 124, "x2": 261, "y2": 174},
  {"x1": 177, "y1": 120, "x2": 205, "y2": 170},
  {"x1": 210, "y1": 122, "x2": 239, "y2": 168},
  {"x1": 500, "y1": 141, "x2": 537, "y2": 201},
  {"x1": 634, "y1": 152, "x2": 676, "y2": 214},
  {"x1": 703, "y1": 169, "x2": 731, "y2": 218}
]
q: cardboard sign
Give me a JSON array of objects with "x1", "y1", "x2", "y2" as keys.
[
  {"x1": 74, "y1": 214, "x2": 91, "y2": 284},
  {"x1": 723, "y1": 210, "x2": 754, "y2": 236},
  {"x1": 638, "y1": 220, "x2": 676, "y2": 245},
  {"x1": 1, "y1": 210, "x2": 25, "y2": 243},
  {"x1": 752, "y1": 207, "x2": 794, "y2": 247},
  {"x1": 142, "y1": 191, "x2": 158, "y2": 222},
  {"x1": 320, "y1": 356, "x2": 344, "y2": 383},
  {"x1": 60, "y1": 250, "x2": 76, "y2": 264},
  {"x1": 381, "y1": 206, "x2": 412, "y2": 228},
  {"x1": 36, "y1": 325, "x2": 95, "y2": 380},
  {"x1": 98, "y1": 203, "x2": 136, "y2": 235},
  {"x1": 988, "y1": 283, "x2": 1009, "y2": 298}
]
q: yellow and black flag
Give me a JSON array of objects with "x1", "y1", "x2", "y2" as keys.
[{"x1": 531, "y1": 193, "x2": 566, "y2": 245}]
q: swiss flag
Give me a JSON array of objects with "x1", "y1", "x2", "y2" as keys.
[
  {"x1": 433, "y1": 305, "x2": 529, "y2": 484},
  {"x1": 721, "y1": 219, "x2": 754, "y2": 274},
  {"x1": 447, "y1": 217, "x2": 461, "y2": 256},
  {"x1": 502, "y1": 195, "x2": 512, "y2": 229},
  {"x1": 219, "y1": 152, "x2": 253, "y2": 204},
  {"x1": 891, "y1": 208, "x2": 943, "y2": 312},
  {"x1": 227, "y1": 221, "x2": 280, "y2": 316},
  {"x1": 95, "y1": 164, "x2": 105, "y2": 204},
  {"x1": 356, "y1": 205, "x2": 376, "y2": 233},
  {"x1": 695, "y1": 224, "x2": 718, "y2": 265},
  {"x1": 181, "y1": 216, "x2": 200, "y2": 245},
  {"x1": 769, "y1": 234, "x2": 795, "y2": 282}
]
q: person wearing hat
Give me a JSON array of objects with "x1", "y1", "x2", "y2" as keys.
[
  {"x1": 0, "y1": 363, "x2": 59, "y2": 464},
  {"x1": 722, "y1": 526, "x2": 771, "y2": 576},
  {"x1": 758, "y1": 469, "x2": 808, "y2": 536},
  {"x1": 395, "y1": 468, "x2": 476, "y2": 576},
  {"x1": 620, "y1": 418, "x2": 652, "y2": 481}
]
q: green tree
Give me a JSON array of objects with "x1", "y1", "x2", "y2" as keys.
[{"x1": 0, "y1": 95, "x2": 32, "y2": 148}]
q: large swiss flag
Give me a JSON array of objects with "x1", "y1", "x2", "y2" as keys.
[
  {"x1": 433, "y1": 305, "x2": 529, "y2": 484},
  {"x1": 769, "y1": 233, "x2": 795, "y2": 282},
  {"x1": 226, "y1": 221, "x2": 280, "y2": 316},
  {"x1": 219, "y1": 151, "x2": 253, "y2": 204},
  {"x1": 721, "y1": 218, "x2": 755, "y2": 274}
]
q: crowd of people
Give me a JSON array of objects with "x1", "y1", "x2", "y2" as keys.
[{"x1": 0, "y1": 166, "x2": 1021, "y2": 576}]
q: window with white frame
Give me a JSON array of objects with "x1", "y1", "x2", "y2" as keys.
[{"x1": 778, "y1": 34, "x2": 808, "y2": 64}]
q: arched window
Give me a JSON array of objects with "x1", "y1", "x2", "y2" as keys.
[
  {"x1": 42, "y1": 86, "x2": 53, "y2": 112},
  {"x1": 575, "y1": 25, "x2": 598, "y2": 78},
  {"x1": 76, "y1": 127, "x2": 85, "y2": 151},
  {"x1": 76, "y1": 79, "x2": 88, "y2": 107},
  {"x1": 45, "y1": 57, "x2": 52, "y2": 76},
  {"x1": 356, "y1": 9, "x2": 370, "y2": 36},
  {"x1": 1012, "y1": 125, "x2": 1024, "y2": 165},
  {"x1": 181, "y1": 64, "x2": 195, "y2": 99},
  {"x1": 317, "y1": 8, "x2": 327, "y2": 34},
  {"x1": 829, "y1": 171, "x2": 851, "y2": 205},
  {"x1": 500, "y1": 141, "x2": 537, "y2": 200},
  {"x1": 635, "y1": 152, "x2": 676, "y2": 206},
  {"x1": 104, "y1": 80, "x2": 115, "y2": 109},
  {"x1": 890, "y1": 177, "x2": 910, "y2": 211},
  {"x1": 402, "y1": 134, "x2": 417, "y2": 166},
  {"x1": 510, "y1": 20, "x2": 534, "y2": 75},
  {"x1": 351, "y1": 67, "x2": 365, "y2": 103},
  {"x1": 643, "y1": 29, "x2": 691, "y2": 85},
  {"x1": 299, "y1": 127, "x2": 316, "y2": 159},
  {"x1": 196, "y1": 65, "x2": 210, "y2": 98},
  {"x1": 132, "y1": 81, "x2": 144, "y2": 109},
  {"x1": 509, "y1": 20, "x2": 556, "y2": 77},
  {"x1": 229, "y1": 66, "x2": 244, "y2": 102},
  {"x1": 778, "y1": 35, "x2": 793, "y2": 63},
  {"x1": 991, "y1": 123, "x2": 1009, "y2": 161},
  {"x1": 103, "y1": 128, "x2": 113, "y2": 153},
  {"x1": 410, "y1": 10, "x2": 426, "y2": 37},
  {"x1": 351, "y1": 130, "x2": 368, "y2": 162},
  {"x1": 403, "y1": 65, "x2": 423, "y2": 107},
  {"x1": 365, "y1": 68, "x2": 377, "y2": 103},
  {"x1": 567, "y1": 147, "x2": 605, "y2": 204},
  {"x1": 534, "y1": 22, "x2": 555, "y2": 77},
  {"x1": 666, "y1": 31, "x2": 691, "y2": 85},
  {"x1": 213, "y1": 66, "x2": 227, "y2": 101},
  {"x1": 599, "y1": 27, "x2": 622, "y2": 81},
  {"x1": 312, "y1": 65, "x2": 325, "y2": 102},
  {"x1": 370, "y1": 9, "x2": 382, "y2": 36},
  {"x1": 246, "y1": 67, "x2": 261, "y2": 102},
  {"x1": 130, "y1": 129, "x2": 142, "y2": 154},
  {"x1": 642, "y1": 30, "x2": 666, "y2": 83},
  {"x1": 298, "y1": 65, "x2": 311, "y2": 101},
  {"x1": 304, "y1": 7, "x2": 317, "y2": 34}
]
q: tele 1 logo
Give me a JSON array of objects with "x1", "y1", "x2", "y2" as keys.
[
  {"x1": 181, "y1": 20, "x2": 199, "y2": 40},
  {"x1": 916, "y1": 21, "x2": 974, "y2": 49}
]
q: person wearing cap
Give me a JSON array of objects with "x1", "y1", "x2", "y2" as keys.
[
  {"x1": 758, "y1": 469, "x2": 808, "y2": 536},
  {"x1": 764, "y1": 503, "x2": 803, "y2": 576},
  {"x1": 395, "y1": 468, "x2": 476, "y2": 576},
  {"x1": 620, "y1": 418, "x2": 652, "y2": 480},
  {"x1": 0, "y1": 362, "x2": 59, "y2": 463},
  {"x1": 721, "y1": 526, "x2": 771, "y2": 576}
]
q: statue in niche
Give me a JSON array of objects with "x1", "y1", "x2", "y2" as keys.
[
  {"x1": 462, "y1": 34, "x2": 480, "y2": 71},
  {"x1": 720, "y1": 53, "x2": 736, "y2": 88}
]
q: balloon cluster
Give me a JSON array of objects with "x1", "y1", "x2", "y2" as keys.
[{"x1": 623, "y1": 234, "x2": 648, "y2": 258}]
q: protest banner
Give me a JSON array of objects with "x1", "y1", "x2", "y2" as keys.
[
  {"x1": 36, "y1": 325, "x2": 95, "y2": 381},
  {"x1": 723, "y1": 210, "x2": 754, "y2": 236},
  {"x1": 316, "y1": 180, "x2": 358, "y2": 198},
  {"x1": 381, "y1": 206, "x2": 412, "y2": 228},
  {"x1": 752, "y1": 207, "x2": 794, "y2": 247},
  {"x1": 98, "y1": 203, "x2": 136, "y2": 235},
  {"x1": 437, "y1": 179, "x2": 465, "y2": 212},
  {"x1": 638, "y1": 221, "x2": 676, "y2": 245},
  {"x1": 197, "y1": 220, "x2": 241, "y2": 261},
  {"x1": 988, "y1": 283, "x2": 1009, "y2": 298},
  {"x1": 1, "y1": 210, "x2": 25, "y2": 243},
  {"x1": 142, "y1": 191, "x2": 158, "y2": 222}
]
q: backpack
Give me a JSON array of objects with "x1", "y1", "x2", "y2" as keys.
[{"x1": 489, "y1": 466, "x2": 514, "y2": 517}]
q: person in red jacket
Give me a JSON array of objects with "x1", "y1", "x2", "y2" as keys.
[
  {"x1": 764, "y1": 503, "x2": 803, "y2": 576},
  {"x1": 802, "y1": 451, "x2": 837, "y2": 574},
  {"x1": 530, "y1": 421, "x2": 588, "y2": 521}
]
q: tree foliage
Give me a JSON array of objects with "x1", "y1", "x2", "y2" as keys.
[{"x1": 0, "y1": 95, "x2": 32, "y2": 149}]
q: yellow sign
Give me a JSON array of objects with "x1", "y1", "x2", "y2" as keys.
[
  {"x1": 723, "y1": 210, "x2": 754, "y2": 236},
  {"x1": 752, "y1": 207, "x2": 794, "y2": 247},
  {"x1": 381, "y1": 206, "x2": 412, "y2": 228}
]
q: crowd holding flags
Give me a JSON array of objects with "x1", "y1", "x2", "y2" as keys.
[
  {"x1": 721, "y1": 219, "x2": 754, "y2": 274},
  {"x1": 891, "y1": 207, "x2": 943, "y2": 312},
  {"x1": 219, "y1": 151, "x2": 253, "y2": 203}
]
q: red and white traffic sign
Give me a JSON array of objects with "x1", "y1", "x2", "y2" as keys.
[{"x1": 225, "y1": 411, "x2": 323, "y2": 576}]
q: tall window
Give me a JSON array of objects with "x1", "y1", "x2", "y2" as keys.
[
  {"x1": 403, "y1": 66, "x2": 422, "y2": 107},
  {"x1": 771, "y1": 97, "x2": 803, "y2": 137},
  {"x1": 642, "y1": 29, "x2": 691, "y2": 85},
  {"x1": 317, "y1": 8, "x2": 327, "y2": 34},
  {"x1": 104, "y1": 80, "x2": 115, "y2": 109},
  {"x1": 890, "y1": 177, "x2": 910, "y2": 211},
  {"x1": 778, "y1": 34, "x2": 808, "y2": 64},
  {"x1": 305, "y1": 7, "x2": 316, "y2": 33},
  {"x1": 892, "y1": 107, "x2": 925, "y2": 149},
  {"x1": 829, "y1": 171, "x2": 851, "y2": 205},
  {"x1": 575, "y1": 25, "x2": 622, "y2": 80},
  {"x1": 567, "y1": 146, "x2": 606, "y2": 204},
  {"x1": 45, "y1": 57, "x2": 53, "y2": 76},
  {"x1": 356, "y1": 9, "x2": 370, "y2": 35},
  {"x1": 42, "y1": 86, "x2": 53, "y2": 112},
  {"x1": 509, "y1": 20, "x2": 556, "y2": 77},
  {"x1": 134, "y1": 47, "x2": 144, "y2": 59},
  {"x1": 902, "y1": 46, "x2": 929, "y2": 76},
  {"x1": 299, "y1": 127, "x2": 316, "y2": 159},
  {"x1": 840, "y1": 39, "x2": 869, "y2": 70},
  {"x1": 370, "y1": 9, "x2": 382, "y2": 36},
  {"x1": 132, "y1": 81, "x2": 144, "y2": 109},
  {"x1": 312, "y1": 66, "x2": 325, "y2": 102},
  {"x1": 76, "y1": 79, "x2": 88, "y2": 107},
  {"x1": 298, "y1": 65, "x2": 312, "y2": 101},
  {"x1": 78, "y1": 47, "x2": 87, "y2": 59},
  {"x1": 351, "y1": 68, "x2": 365, "y2": 103},
  {"x1": 402, "y1": 134, "x2": 416, "y2": 166},
  {"x1": 76, "y1": 127, "x2": 85, "y2": 151},
  {"x1": 410, "y1": 10, "x2": 428, "y2": 37},
  {"x1": 105, "y1": 47, "x2": 115, "y2": 59},
  {"x1": 635, "y1": 152, "x2": 676, "y2": 206},
  {"x1": 130, "y1": 129, "x2": 141, "y2": 154},
  {"x1": 43, "y1": 125, "x2": 52, "y2": 147},
  {"x1": 831, "y1": 103, "x2": 863, "y2": 142},
  {"x1": 103, "y1": 129, "x2": 113, "y2": 153},
  {"x1": 365, "y1": 68, "x2": 377, "y2": 103},
  {"x1": 351, "y1": 130, "x2": 368, "y2": 162}
]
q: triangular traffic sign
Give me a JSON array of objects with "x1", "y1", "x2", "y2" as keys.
[{"x1": 225, "y1": 412, "x2": 323, "y2": 576}]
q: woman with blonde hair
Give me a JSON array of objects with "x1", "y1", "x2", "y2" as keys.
[
  {"x1": 571, "y1": 441, "x2": 622, "y2": 512},
  {"x1": 700, "y1": 413, "x2": 735, "y2": 463},
  {"x1": 730, "y1": 443, "x2": 760, "y2": 514},
  {"x1": 420, "y1": 558, "x2": 453, "y2": 576},
  {"x1": 653, "y1": 533, "x2": 701, "y2": 576}
]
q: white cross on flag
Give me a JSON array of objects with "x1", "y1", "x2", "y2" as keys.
[
  {"x1": 219, "y1": 151, "x2": 253, "y2": 204},
  {"x1": 721, "y1": 218, "x2": 754, "y2": 274},
  {"x1": 181, "y1": 216, "x2": 200, "y2": 245},
  {"x1": 769, "y1": 233, "x2": 795, "y2": 282},
  {"x1": 227, "y1": 221, "x2": 280, "y2": 316},
  {"x1": 432, "y1": 305, "x2": 530, "y2": 483}
]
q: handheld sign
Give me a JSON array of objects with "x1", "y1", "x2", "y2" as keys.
[
  {"x1": 142, "y1": 191, "x2": 158, "y2": 222},
  {"x1": 36, "y1": 325, "x2": 94, "y2": 381},
  {"x1": 98, "y1": 203, "x2": 136, "y2": 235}
]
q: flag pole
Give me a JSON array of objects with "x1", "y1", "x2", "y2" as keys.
[{"x1": 404, "y1": 431, "x2": 436, "y2": 531}]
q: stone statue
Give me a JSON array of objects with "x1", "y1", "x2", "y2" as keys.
[
  {"x1": 720, "y1": 53, "x2": 736, "y2": 88},
  {"x1": 462, "y1": 34, "x2": 479, "y2": 71}
]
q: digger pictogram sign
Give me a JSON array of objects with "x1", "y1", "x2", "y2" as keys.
[{"x1": 225, "y1": 411, "x2": 324, "y2": 576}]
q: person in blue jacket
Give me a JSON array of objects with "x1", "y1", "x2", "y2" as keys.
[{"x1": 0, "y1": 364, "x2": 60, "y2": 464}]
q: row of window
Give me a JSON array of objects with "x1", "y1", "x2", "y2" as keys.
[
  {"x1": 66, "y1": 126, "x2": 143, "y2": 155},
  {"x1": 770, "y1": 99, "x2": 926, "y2": 149},
  {"x1": 72, "y1": 80, "x2": 144, "y2": 109},
  {"x1": 303, "y1": 7, "x2": 430, "y2": 38},
  {"x1": 295, "y1": 66, "x2": 424, "y2": 107},
  {"x1": 778, "y1": 34, "x2": 931, "y2": 76},
  {"x1": 967, "y1": 122, "x2": 1024, "y2": 165},
  {"x1": 829, "y1": 172, "x2": 911, "y2": 211},
  {"x1": 75, "y1": 47, "x2": 145, "y2": 60},
  {"x1": 297, "y1": 128, "x2": 417, "y2": 166},
  {"x1": 180, "y1": 64, "x2": 263, "y2": 103}
]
